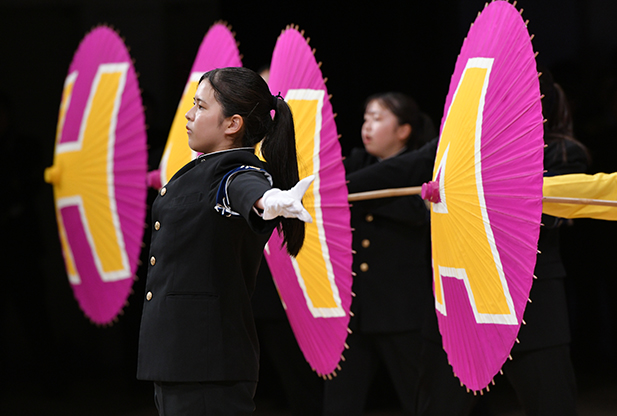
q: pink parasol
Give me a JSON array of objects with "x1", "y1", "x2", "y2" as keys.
[
  {"x1": 424, "y1": 1, "x2": 544, "y2": 391},
  {"x1": 44, "y1": 26, "x2": 148, "y2": 325},
  {"x1": 264, "y1": 26, "x2": 353, "y2": 377},
  {"x1": 149, "y1": 22, "x2": 242, "y2": 189}
]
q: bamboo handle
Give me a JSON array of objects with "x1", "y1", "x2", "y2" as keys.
[
  {"x1": 348, "y1": 186, "x2": 422, "y2": 202},
  {"x1": 542, "y1": 196, "x2": 617, "y2": 207},
  {"x1": 348, "y1": 187, "x2": 617, "y2": 207}
]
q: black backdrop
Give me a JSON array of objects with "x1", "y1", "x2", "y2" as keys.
[{"x1": 1, "y1": 0, "x2": 616, "y2": 414}]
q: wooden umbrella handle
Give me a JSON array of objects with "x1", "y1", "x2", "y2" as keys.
[
  {"x1": 347, "y1": 186, "x2": 422, "y2": 202},
  {"x1": 542, "y1": 196, "x2": 617, "y2": 207},
  {"x1": 348, "y1": 187, "x2": 617, "y2": 207}
]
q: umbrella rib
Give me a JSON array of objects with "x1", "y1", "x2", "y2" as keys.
[
  {"x1": 485, "y1": 45, "x2": 531, "y2": 111},
  {"x1": 481, "y1": 169, "x2": 545, "y2": 184},
  {"x1": 453, "y1": 195, "x2": 542, "y2": 229},
  {"x1": 482, "y1": 95, "x2": 541, "y2": 151},
  {"x1": 480, "y1": 146, "x2": 544, "y2": 174}
]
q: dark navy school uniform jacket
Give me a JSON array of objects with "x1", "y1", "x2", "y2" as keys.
[
  {"x1": 137, "y1": 148, "x2": 277, "y2": 382},
  {"x1": 344, "y1": 146, "x2": 434, "y2": 333}
]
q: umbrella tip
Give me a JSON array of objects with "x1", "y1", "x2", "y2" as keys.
[{"x1": 44, "y1": 164, "x2": 61, "y2": 185}]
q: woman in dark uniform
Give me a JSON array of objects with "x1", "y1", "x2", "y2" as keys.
[
  {"x1": 323, "y1": 92, "x2": 436, "y2": 415},
  {"x1": 136, "y1": 67, "x2": 313, "y2": 416}
]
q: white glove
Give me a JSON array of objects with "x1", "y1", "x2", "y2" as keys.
[{"x1": 262, "y1": 175, "x2": 315, "y2": 223}]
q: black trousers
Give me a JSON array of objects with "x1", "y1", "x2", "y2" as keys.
[
  {"x1": 417, "y1": 339, "x2": 578, "y2": 416},
  {"x1": 322, "y1": 330, "x2": 422, "y2": 416},
  {"x1": 502, "y1": 345, "x2": 578, "y2": 415},
  {"x1": 153, "y1": 380, "x2": 257, "y2": 416},
  {"x1": 256, "y1": 318, "x2": 323, "y2": 415}
]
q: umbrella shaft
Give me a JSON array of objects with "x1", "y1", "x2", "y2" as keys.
[
  {"x1": 543, "y1": 196, "x2": 617, "y2": 207},
  {"x1": 348, "y1": 186, "x2": 422, "y2": 202},
  {"x1": 348, "y1": 189, "x2": 617, "y2": 208}
]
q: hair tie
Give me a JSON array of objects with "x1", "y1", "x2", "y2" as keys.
[{"x1": 272, "y1": 92, "x2": 283, "y2": 110}]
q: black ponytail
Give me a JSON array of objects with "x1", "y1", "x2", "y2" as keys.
[
  {"x1": 200, "y1": 67, "x2": 305, "y2": 256},
  {"x1": 261, "y1": 96, "x2": 305, "y2": 257}
]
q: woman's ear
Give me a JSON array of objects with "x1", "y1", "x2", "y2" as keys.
[
  {"x1": 225, "y1": 114, "x2": 244, "y2": 136},
  {"x1": 397, "y1": 123, "x2": 412, "y2": 143}
]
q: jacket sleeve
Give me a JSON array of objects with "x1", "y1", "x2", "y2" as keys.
[
  {"x1": 346, "y1": 137, "x2": 438, "y2": 194},
  {"x1": 227, "y1": 170, "x2": 277, "y2": 234}
]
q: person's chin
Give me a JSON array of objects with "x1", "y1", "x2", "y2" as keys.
[{"x1": 187, "y1": 141, "x2": 199, "y2": 153}]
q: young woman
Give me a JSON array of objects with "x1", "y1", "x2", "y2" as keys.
[
  {"x1": 137, "y1": 67, "x2": 313, "y2": 415},
  {"x1": 323, "y1": 92, "x2": 436, "y2": 415}
]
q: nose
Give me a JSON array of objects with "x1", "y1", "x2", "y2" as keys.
[{"x1": 185, "y1": 105, "x2": 195, "y2": 121}]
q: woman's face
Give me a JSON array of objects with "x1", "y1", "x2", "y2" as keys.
[
  {"x1": 185, "y1": 80, "x2": 232, "y2": 154},
  {"x1": 361, "y1": 100, "x2": 410, "y2": 160}
]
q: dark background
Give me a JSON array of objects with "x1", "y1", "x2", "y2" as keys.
[{"x1": 1, "y1": 0, "x2": 616, "y2": 414}]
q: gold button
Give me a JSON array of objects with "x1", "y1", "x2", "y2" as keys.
[
  {"x1": 150, "y1": 256, "x2": 156, "y2": 266},
  {"x1": 365, "y1": 214, "x2": 374, "y2": 222},
  {"x1": 360, "y1": 263, "x2": 369, "y2": 272},
  {"x1": 160, "y1": 187, "x2": 167, "y2": 196},
  {"x1": 154, "y1": 221, "x2": 160, "y2": 231},
  {"x1": 361, "y1": 239, "x2": 370, "y2": 248},
  {"x1": 146, "y1": 291, "x2": 153, "y2": 301}
]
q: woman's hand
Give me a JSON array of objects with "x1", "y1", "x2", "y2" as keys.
[{"x1": 256, "y1": 175, "x2": 315, "y2": 222}]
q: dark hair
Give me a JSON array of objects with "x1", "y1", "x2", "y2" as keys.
[
  {"x1": 199, "y1": 67, "x2": 305, "y2": 256},
  {"x1": 539, "y1": 68, "x2": 591, "y2": 164},
  {"x1": 364, "y1": 92, "x2": 435, "y2": 150}
]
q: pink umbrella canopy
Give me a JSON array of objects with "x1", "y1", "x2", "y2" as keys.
[
  {"x1": 265, "y1": 26, "x2": 353, "y2": 377},
  {"x1": 425, "y1": 1, "x2": 544, "y2": 391},
  {"x1": 44, "y1": 26, "x2": 148, "y2": 325},
  {"x1": 150, "y1": 22, "x2": 242, "y2": 189}
]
